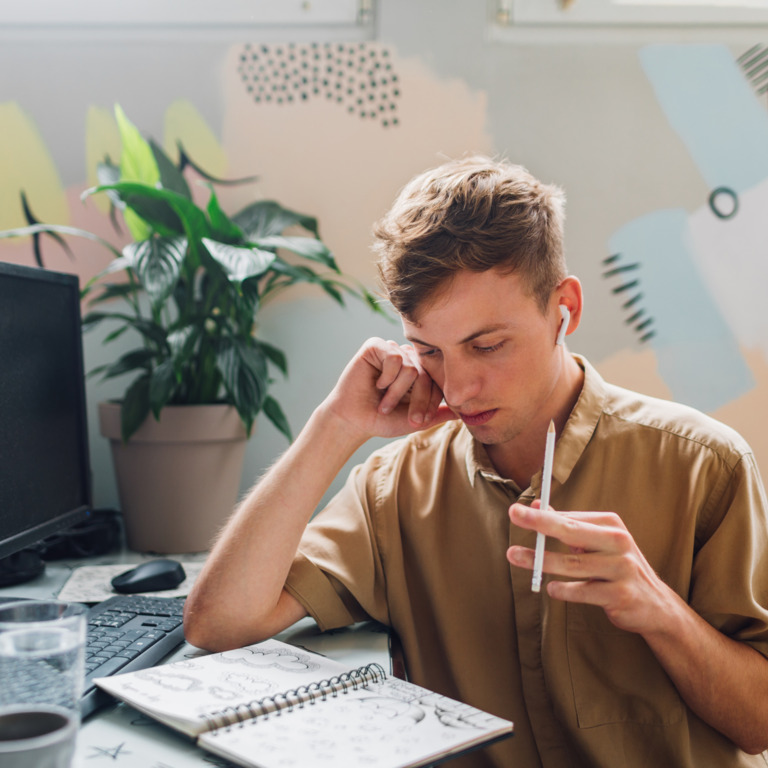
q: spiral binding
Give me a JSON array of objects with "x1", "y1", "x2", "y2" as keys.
[{"x1": 203, "y1": 662, "x2": 387, "y2": 733}]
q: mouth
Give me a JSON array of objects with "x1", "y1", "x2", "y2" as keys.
[{"x1": 459, "y1": 409, "x2": 497, "y2": 427}]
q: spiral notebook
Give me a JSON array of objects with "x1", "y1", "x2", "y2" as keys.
[{"x1": 94, "y1": 637, "x2": 513, "y2": 768}]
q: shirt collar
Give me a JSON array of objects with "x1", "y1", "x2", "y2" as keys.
[{"x1": 465, "y1": 354, "x2": 607, "y2": 491}]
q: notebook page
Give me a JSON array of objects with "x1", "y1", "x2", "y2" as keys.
[
  {"x1": 199, "y1": 676, "x2": 513, "y2": 768},
  {"x1": 95, "y1": 638, "x2": 354, "y2": 737}
]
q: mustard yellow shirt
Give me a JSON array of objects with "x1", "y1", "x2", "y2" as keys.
[{"x1": 286, "y1": 357, "x2": 768, "y2": 767}]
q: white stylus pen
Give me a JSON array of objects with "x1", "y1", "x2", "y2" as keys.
[{"x1": 532, "y1": 420, "x2": 556, "y2": 593}]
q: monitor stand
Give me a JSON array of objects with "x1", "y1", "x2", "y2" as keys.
[{"x1": 0, "y1": 550, "x2": 45, "y2": 587}]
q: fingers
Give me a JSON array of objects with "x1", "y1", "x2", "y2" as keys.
[
  {"x1": 506, "y1": 503, "x2": 628, "y2": 582},
  {"x1": 507, "y1": 539, "x2": 622, "y2": 584},
  {"x1": 508, "y1": 502, "x2": 671, "y2": 634},
  {"x1": 509, "y1": 503, "x2": 629, "y2": 553},
  {"x1": 507, "y1": 503, "x2": 647, "y2": 597},
  {"x1": 374, "y1": 341, "x2": 415, "y2": 393},
  {"x1": 364, "y1": 339, "x2": 440, "y2": 427},
  {"x1": 423, "y1": 379, "x2": 460, "y2": 427}
]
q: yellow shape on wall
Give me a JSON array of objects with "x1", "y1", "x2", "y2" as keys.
[
  {"x1": 85, "y1": 105, "x2": 122, "y2": 214},
  {"x1": 0, "y1": 102, "x2": 68, "y2": 232},
  {"x1": 164, "y1": 99, "x2": 228, "y2": 179}
]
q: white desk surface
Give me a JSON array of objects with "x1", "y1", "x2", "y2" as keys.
[{"x1": 0, "y1": 552, "x2": 390, "y2": 768}]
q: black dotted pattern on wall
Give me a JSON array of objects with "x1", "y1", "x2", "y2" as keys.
[{"x1": 237, "y1": 42, "x2": 401, "y2": 127}]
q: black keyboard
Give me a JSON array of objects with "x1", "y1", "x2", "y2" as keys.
[{"x1": 82, "y1": 594, "x2": 186, "y2": 718}]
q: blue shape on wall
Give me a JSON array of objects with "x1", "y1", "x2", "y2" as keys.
[
  {"x1": 608, "y1": 209, "x2": 754, "y2": 413},
  {"x1": 606, "y1": 43, "x2": 768, "y2": 410},
  {"x1": 639, "y1": 44, "x2": 768, "y2": 192}
]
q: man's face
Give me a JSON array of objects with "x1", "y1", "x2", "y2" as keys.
[{"x1": 402, "y1": 268, "x2": 563, "y2": 449}]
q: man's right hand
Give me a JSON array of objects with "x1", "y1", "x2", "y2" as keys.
[
  {"x1": 322, "y1": 337, "x2": 458, "y2": 442},
  {"x1": 184, "y1": 337, "x2": 457, "y2": 653}
]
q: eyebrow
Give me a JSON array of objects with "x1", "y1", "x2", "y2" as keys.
[{"x1": 406, "y1": 323, "x2": 512, "y2": 348}]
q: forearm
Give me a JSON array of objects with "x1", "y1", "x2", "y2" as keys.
[
  {"x1": 184, "y1": 404, "x2": 367, "y2": 650},
  {"x1": 644, "y1": 589, "x2": 768, "y2": 754}
]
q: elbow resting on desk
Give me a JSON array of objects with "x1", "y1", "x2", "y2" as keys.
[{"x1": 183, "y1": 586, "x2": 307, "y2": 652}]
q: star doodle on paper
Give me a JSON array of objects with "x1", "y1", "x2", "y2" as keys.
[{"x1": 86, "y1": 741, "x2": 131, "y2": 760}]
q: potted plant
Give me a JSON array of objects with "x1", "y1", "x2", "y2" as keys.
[{"x1": 0, "y1": 105, "x2": 381, "y2": 553}]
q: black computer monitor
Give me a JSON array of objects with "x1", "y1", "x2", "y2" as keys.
[{"x1": 0, "y1": 261, "x2": 93, "y2": 585}]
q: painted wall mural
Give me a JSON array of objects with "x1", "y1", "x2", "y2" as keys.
[
  {"x1": 603, "y1": 43, "x2": 768, "y2": 415},
  {"x1": 0, "y1": 41, "x2": 491, "y2": 508},
  {"x1": 237, "y1": 42, "x2": 401, "y2": 128},
  {"x1": 0, "y1": 101, "x2": 232, "y2": 285}
]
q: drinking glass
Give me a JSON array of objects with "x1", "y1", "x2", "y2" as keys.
[{"x1": 0, "y1": 600, "x2": 87, "y2": 768}]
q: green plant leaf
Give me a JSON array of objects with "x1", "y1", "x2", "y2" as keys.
[
  {"x1": 150, "y1": 139, "x2": 191, "y2": 200},
  {"x1": 121, "y1": 373, "x2": 151, "y2": 442},
  {"x1": 362, "y1": 286, "x2": 388, "y2": 316},
  {"x1": 115, "y1": 105, "x2": 160, "y2": 241},
  {"x1": 81, "y1": 310, "x2": 168, "y2": 347},
  {"x1": 167, "y1": 325, "x2": 199, "y2": 377},
  {"x1": 87, "y1": 364, "x2": 108, "y2": 379},
  {"x1": 232, "y1": 200, "x2": 319, "y2": 239},
  {"x1": 149, "y1": 358, "x2": 178, "y2": 418},
  {"x1": 97, "y1": 159, "x2": 121, "y2": 187},
  {"x1": 261, "y1": 260, "x2": 316, "y2": 283},
  {"x1": 101, "y1": 348, "x2": 155, "y2": 381},
  {"x1": 84, "y1": 281, "x2": 140, "y2": 306},
  {"x1": 96, "y1": 160, "x2": 125, "y2": 214},
  {"x1": 318, "y1": 280, "x2": 345, "y2": 305},
  {"x1": 115, "y1": 105, "x2": 159, "y2": 185},
  {"x1": 206, "y1": 185, "x2": 243, "y2": 242},
  {"x1": 262, "y1": 395, "x2": 292, "y2": 441},
  {"x1": 18, "y1": 190, "x2": 75, "y2": 268},
  {"x1": 83, "y1": 181, "x2": 210, "y2": 247},
  {"x1": 202, "y1": 238, "x2": 275, "y2": 283},
  {"x1": 216, "y1": 338, "x2": 268, "y2": 433},
  {"x1": 240, "y1": 276, "x2": 262, "y2": 316},
  {"x1": 177, "y1": 140, "x2": 259, "y2": 186},
  {"x1": 0, "y1": 223, "x2": 122, "y2": 259},
  {"x1": 258, "y1": 259, "x2": 332, "y2": 302},
  {"x1": 114, "y1": 187, "x2": 184, "y2": 236},
  {"x1": 254, "y1": 234, "x2": 338, "y2": 271},
  {"x1": 98, "y1": 254, "x2": 136, "y2": 276},
  {"x1": 123, "y1": 236, "x2": 186, "y2": 307},
  {"x1": 103, "y1": 326, "x2": 130, "y2": 344},
  {"x1": 257, "y1": 339, "x2": 288, "y2": 377}
]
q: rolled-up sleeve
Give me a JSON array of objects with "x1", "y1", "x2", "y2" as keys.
[{"x1": 691, "y1": 452, "x2": 768, "y2": 656}]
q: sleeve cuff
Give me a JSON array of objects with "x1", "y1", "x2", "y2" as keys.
[{"x1": 285, "y1": 552, "x2": 357, "y2": 632}]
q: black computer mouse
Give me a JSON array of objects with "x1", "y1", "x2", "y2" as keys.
[{"x1": 111, "y1": 559, "x2": 186, "y2": 594}]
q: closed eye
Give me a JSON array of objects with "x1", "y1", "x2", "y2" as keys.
[{"x1": 474, "y1": 341, "x2": 505, "y2": 354}]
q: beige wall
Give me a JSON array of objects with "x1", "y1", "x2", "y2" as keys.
[{"x1": 2, "y1": 1, "x2": 767, "y2": 511}]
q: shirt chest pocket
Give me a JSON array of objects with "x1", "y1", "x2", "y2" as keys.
[{"x1": 566, "y1": 605, "x2": 684, "y2": 729}]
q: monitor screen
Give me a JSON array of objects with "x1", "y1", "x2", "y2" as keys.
[{"x1": 0, "y1": 261, "x2": 92, "y2": 563}]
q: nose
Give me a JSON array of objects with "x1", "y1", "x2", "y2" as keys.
[{"x1": 440, "y1": 354, "x2": 482, "y2": 409}]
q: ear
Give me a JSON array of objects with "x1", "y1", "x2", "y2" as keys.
[{"x1": 553, "y1": 276, "x2": 583, "y2": 344}]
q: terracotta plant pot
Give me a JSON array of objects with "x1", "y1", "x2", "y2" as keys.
[{"x1": 98, "y1": 402, "x2": 248, "y2": 553}]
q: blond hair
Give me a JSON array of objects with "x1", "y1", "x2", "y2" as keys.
[{"x1": 373, "y1": 156, "x2": 567, "y2": 318}]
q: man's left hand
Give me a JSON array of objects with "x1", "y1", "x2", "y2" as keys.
[{"x1": 507, "y1": 501, "x2": 674, "y2": 635}]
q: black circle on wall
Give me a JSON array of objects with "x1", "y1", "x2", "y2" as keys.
[{"x1": 708, "y1": 186, "x2": 739, "y2": 220}]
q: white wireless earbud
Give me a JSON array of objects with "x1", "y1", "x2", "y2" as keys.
[{"x1": 556, "y1": 304, "x2": 570, "y2": 346}]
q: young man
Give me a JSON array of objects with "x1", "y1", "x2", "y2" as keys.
[{"x1": 184, "y1": 157, "x2": 768, "y2": 767}]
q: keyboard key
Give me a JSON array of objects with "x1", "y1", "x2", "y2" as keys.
[{"x1": 85, "y1": 655, "x2": 130, "y2": 682}]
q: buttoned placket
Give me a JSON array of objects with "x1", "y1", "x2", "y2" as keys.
[{"x1": 477, "y1": 462, "x2": 578, "y2": 768}]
